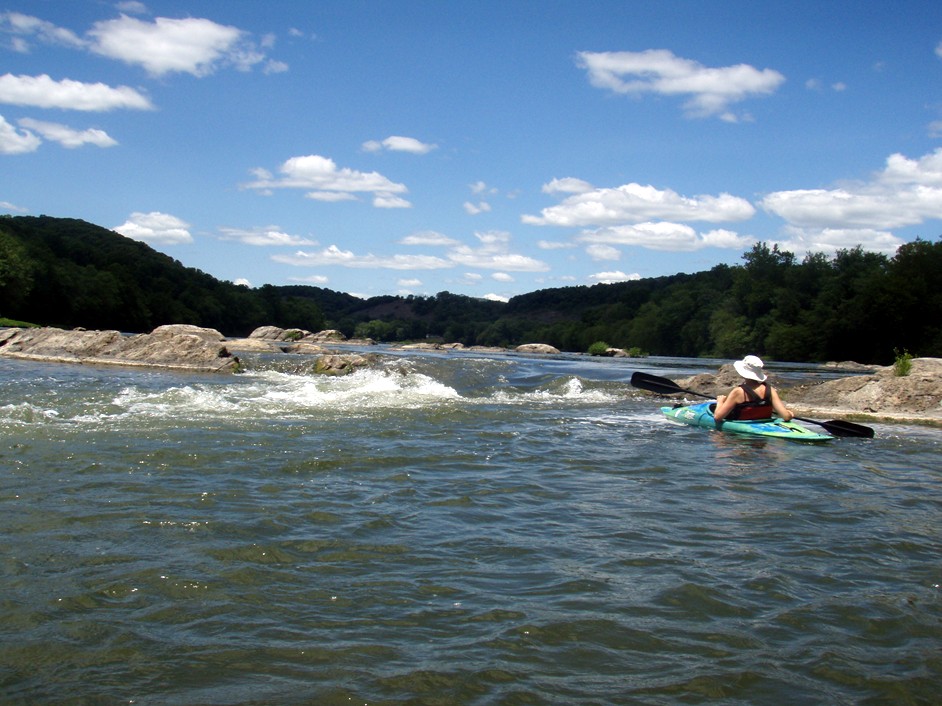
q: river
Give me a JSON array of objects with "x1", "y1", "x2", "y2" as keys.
[{"x1": 1, "y1": 349, "x2": 939, "y2": 704}]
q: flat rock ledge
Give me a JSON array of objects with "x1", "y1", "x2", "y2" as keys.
[
  {"x1": 674, "y1": 358, "x2": 942, "y2": 425},
  {"x1": 0, "y1": 325, "x2": 240, "y2": 373},
  {"x1": 0, "y1": 325, "x2": 378, "y2": 376}
]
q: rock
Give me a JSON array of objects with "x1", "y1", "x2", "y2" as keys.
[
  {"x1": 397, "y1": 342, "x2": 442, "y2": 350},
  {"x1": 285, "y1": 341, "x2": 327, "y2": 355},
  {"x1": 823, "y1": 361, "x2": 877, "y2": 372},
  {"x1": 467, "y1": 345, "x2": 508, "y2": 353},
  {"x1": 515, "y1": 343, "x2": 560, "y2": 354},
  {"x1": 248, "y1": 326, "x2": 285, "y2": 340},
  {"x1": 151, "y1": 324, "x2": 224, "y2": 341},
  {"x1": 225, "y1": 337, "x2": 282, "y2": 353},
  {"x1": 247, "y1": 326, "x2": 325, "y2": 342},
  {"x1": 309, "y1": 329, "x2": 347, "y2": 342},
  {"x1": 675, "y1": 364, "x2": 742, "y2": 396},
  {"x1": 0, "y1": 325, "x2": 240, "y2": 373},
  {"x1": 312, "y1": 353, "x2": 373, "y2": 375},
  {"x1": 788, "y1": 358, "x2": 942, "y2": 418}
]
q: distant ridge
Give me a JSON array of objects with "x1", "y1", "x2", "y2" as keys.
[{"x1": 2, "y1": 215, "x2": 939, "y2": 363}]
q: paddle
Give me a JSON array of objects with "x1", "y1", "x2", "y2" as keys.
[{"x1": 630, "y1": 371, "x2": 875, "y2": 438}]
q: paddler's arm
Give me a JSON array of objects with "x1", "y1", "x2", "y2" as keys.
[
  {"x1": 712, "y1": 388, "x2": 743, "y2": 422},
  {"x1": 770, "y1": 387, "x2": 794, "y2": 421}
]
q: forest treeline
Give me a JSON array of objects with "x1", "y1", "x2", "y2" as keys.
[{"x1": 1, "y1": 215, "x2": 940, "y2": 365}]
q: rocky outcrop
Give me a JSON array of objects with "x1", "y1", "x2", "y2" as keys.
[
  {"x1": 0, "y1": 324, "x2": 385, "y2": 376},
  {"x1": 0, "y1": 325, "x2": 240, "y2": 373},
  {"x1": 786, "y1": 358, "x2": 942, "y2": 420},
  {"x1": 515, "y1": 343, "x2": 560, "y2": 355}
]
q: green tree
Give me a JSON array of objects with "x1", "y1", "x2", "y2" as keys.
[{"x1": 0, "y1": 229, "x2": 35, "y2": 314}]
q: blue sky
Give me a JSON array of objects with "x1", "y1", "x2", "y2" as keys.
[{"x1": 2, "y1": 1, "x2": 941, "y2": 301}]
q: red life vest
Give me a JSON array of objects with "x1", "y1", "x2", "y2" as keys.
[{"x1": 727, "y1": 383, "x2": 774, "y2": 421}]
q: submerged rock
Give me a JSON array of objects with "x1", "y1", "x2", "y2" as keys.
[{"x1": 312, "y1": 353, "x2": 375, "y2": 375}]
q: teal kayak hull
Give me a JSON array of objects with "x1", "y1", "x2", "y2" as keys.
[{"x1": 661, "y1": 402, "x2": 833, "y2": 442}]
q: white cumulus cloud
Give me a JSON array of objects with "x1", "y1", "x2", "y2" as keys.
[
  {"x1": 89, "y1": 15, "x2": 252, "y2": 76},
  {"x1": 114, "y1": 211, "x2": 193, "y2": 245},
  {"x1": 760, "y1": 147, "x2": 942, "y2": 253},
  {"x1": 523, "y1": 182, "x2": 755, "y2": 227},
  {"x1": 762, "y1": 149, "x2": 942, "y2": 229},
  {"x1": 588, "y1": 270, "x2": 641, "y2": 284},
  {"x1": 245, "y1": 154, "x2": 410, "y2": 207}
]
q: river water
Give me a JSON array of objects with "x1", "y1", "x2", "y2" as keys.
[{"x1": 1, "y1": 349, "x2": 939, "y2": 705}]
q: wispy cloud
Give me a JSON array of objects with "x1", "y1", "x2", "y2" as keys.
[
  {"x1": 578, "y1": 222, "x2": 754, "y2": 252},
  {"x1": 1, "y1": 11, "x2": 285, "y2": 77},
  {"x1": 217, "y1": 226, "x2": 317, "y2": 247},
  {"x1": 0, "y1": 73, "x2": 153, "y2": 111},
  {"x1": 576, "y1": 49, "x2": 784, "y2": 122},
  {"x1": 362, "y1": 135, "x2": 437, "y2": 154},
  {"x1": 0, "y1": 114, "x2": 41, "y2": 153},
  {"x1": 17, "y1": 118, "x2": 117, "y2": 148},
  {"x1": 273, "y1": 231, "x2": 548, "y2": 273}
]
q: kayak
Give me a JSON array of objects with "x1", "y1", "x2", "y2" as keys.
[{"x1": 660, "y1": 402, "x2": 833, "y2": 442}]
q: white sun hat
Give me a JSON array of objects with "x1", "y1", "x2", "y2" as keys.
[{"x1": 734, "y1": 355, "x2": 767, "y2": 382}]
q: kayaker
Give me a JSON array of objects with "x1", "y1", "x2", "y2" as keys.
[{"x1": 713, "y1": 355, "x2": 795, "y2": 423}]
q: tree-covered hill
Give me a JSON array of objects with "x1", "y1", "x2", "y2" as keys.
[
  {"x1": 0, "y1": 216, "x2": 326, "y2": 335},
  {"x1": 2, "y1": 215, "x2": 940, "y2": 364}
]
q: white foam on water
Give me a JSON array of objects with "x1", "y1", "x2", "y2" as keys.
[
  {"x1": 66, "y1": 368, "x2": 466, "y2": 425},
  {"x1": 0, "y1": 402, "x2": 60, "y2": 426},
  {"x1": 489, "y1": 376, "x2": 622, "y2": 406}
]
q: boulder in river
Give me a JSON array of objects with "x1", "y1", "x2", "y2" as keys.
[
  {"x1": 0, "y1": 325, "x2": 240, "y2": 373},
  {"x1": 515, "y1": 343, "x2": 560, "y2": 355}
]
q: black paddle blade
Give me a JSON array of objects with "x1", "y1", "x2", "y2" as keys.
[
  {"x1": 796, "y1": 417, "x2": 875, "y2": 438},
  {"x1": 630, "y1": 371, "x2": 704, "y2": 397},
  {"x1": 630, "y1": 371, "x2": 680, "y2": 394}
]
